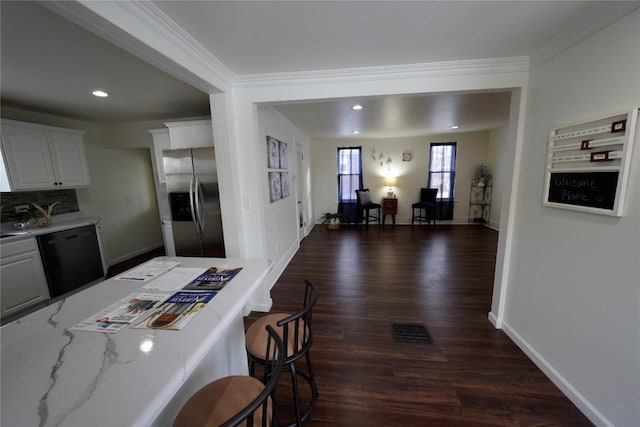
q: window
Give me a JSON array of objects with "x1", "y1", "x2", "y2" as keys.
[
  {"x1": 337, "y1": 147, "x2": 362, "y2": 223},
  {"x1": 337, "y1": 147, "x2": 362, "y2": 202},
  {"x1": 428, "y1": 142, "x2": 456, "y2": 220},
  {"x1": 428, "y1": 142, "x2": 456, "y2": 199}
]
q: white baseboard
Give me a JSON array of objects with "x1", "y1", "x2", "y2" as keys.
[
  {"x1": 245, "y1": 239, "x2": 298, "y2": 314},
  {"x1": 501, "y1": 320, "x2": 613, "y2": 427},
  {"x1": 487, "y1": 311, "x2": 499, "y2": 327},
  {"x1": 107, "y1": 242, "x2": 164, "y2": 266}
]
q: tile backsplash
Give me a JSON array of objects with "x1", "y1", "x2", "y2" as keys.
[{"x1": 0, "y1": 190, "x2": 79, "y2": 223}]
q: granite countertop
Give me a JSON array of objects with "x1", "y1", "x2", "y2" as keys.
[
  {"x1": 0, "y1": 256, "x2": 271, "y2": 427},
  {"x1": 0, "y1": 213, "x2": 101, "y2": 243}
]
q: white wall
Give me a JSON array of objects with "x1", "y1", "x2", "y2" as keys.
[
  {"x1": 499, "y1": 10, "x2": 640, "y2": 426},
  {"x1": 1, "y1": 106, "x2": 164, "y2": 265},
  {"x1": 99, "y1": 120, "x2": 168, "y2": 149},
  {"x1": 312, "y1": 131, "x2": 491, "y2": 224},
  {"x1": 76, "y1": 146, "x2": 161, "y2": 264},
  {"x1": 252, "y1": 106, "x2": 312, "y2": 310},
  {"x1": 487, "y1": 127, "x2": 509, "y2": 230}
]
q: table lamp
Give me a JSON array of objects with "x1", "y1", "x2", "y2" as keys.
[{"x1": 385, "y1": 176, "x2": 396, "y2": 197}]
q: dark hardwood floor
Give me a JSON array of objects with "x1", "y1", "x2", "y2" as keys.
[
  {"x1": 247, "y1": 225, "x2": 593, "y2": 426},
  {"x1": 106, "y1": 246, "x2": 166, "y2": 278}
]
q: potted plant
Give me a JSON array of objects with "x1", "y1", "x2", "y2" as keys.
[
  {"x1": 321, "y1": 212, "x2": 343, "y2": 229},
  {"x1": 473, "y1": 162, "x2": 492, "y2": 187}
]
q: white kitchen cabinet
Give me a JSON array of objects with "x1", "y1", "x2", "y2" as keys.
[
  {"x1": 148, "y1": 128, "x2": 170, "y2": 184},
  {"x1": 0, "y1": 237, "x2": 50, "y2": 318},
  {"x1": 0, "y1": 119, "x2": 91, "y2": 191},
  {"x1": 163, "y1": 119, "x2": 213, "y2": 149}
]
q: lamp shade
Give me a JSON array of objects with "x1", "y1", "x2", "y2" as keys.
[{"x1": 385, "y1": 176, "x2": 397, "y2": 187}]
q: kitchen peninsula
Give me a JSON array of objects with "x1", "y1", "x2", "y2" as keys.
[{"x1": 0, "y1": 256, "x2": 271, "y2": 427}]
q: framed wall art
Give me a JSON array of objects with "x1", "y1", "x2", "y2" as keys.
[
  {"x1": 280, "y1": 172, "x2": 290, "y2": 198},
  {"x1": 267, "y1": 136, "x2": 280, "y2": 169},
  {"x1": 279, "y1": 140, "x2": 288, "y2": 169},
  {"x1": 269, "y1": 171, "x2": 282, "y2": 203},
  {"x1": 266, "y1": 135, "x2": 290, "y2": 203}
]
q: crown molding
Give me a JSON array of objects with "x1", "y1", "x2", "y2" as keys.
[
  {"x1": 115, "y1": 1, "x2": 236, "y2": 86},
  {"x1": 42, "y1": 0, "x2": 235, "y2": 93},
  {"x1": 234, "y1": 57, "x2": 530, "y2": 89},
  {"x1": 530, "y1": 2, "x2": 640, "y2": 70},
  {"x1": 43, "y1": 1, "x2": 636, "y2": 95}
]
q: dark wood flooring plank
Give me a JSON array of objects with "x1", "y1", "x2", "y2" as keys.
[{"x1": 248, "y1": 225, "x2": 593, "y2": 426}]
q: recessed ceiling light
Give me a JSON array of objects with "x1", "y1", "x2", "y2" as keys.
[
  {"x1": 92, "y1": 90, "x2": 109, "y2": 97},
  {"x1": 352, "y1": 105, "x2": 363, "y2": 110},
  {"x1": 352, "y1": 130, "x2": 360, "y2": 134},
  {"x1": 451, "y1": 125, "x2": 459, "y2": 129}
]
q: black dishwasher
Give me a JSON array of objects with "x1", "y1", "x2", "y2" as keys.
[{"x1": 37, "y1": 225, "x2": 105, "y2": 298}]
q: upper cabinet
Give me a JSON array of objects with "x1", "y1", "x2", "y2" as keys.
[
  {"x1": 149, "y1": 120, "x2": 213, "y2": 183},
  {"x1": 0, "y1": 119, "x2": 91, "y2": 191},
  {"x1": 148, "y1": 128, "x2": 170, "y2": 184},
  {"x1": 164, "y1": 120, "x2": 213, "y2": 149}
]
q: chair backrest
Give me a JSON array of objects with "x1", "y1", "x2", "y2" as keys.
[
  {"x1": 276, "y1": 279, "x2": 318, "y2": 363},
  {"x1": 355, "y1": 188, "x2": 372, "y2": 205},
  {"x1": 420, "y1": 188, "x2": 438, "y2": 203},
  {"x1": 220, "y1": 325, "x2": 285, "y2": 427}
]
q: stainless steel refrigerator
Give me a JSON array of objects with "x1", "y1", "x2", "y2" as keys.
[{"x1": 163, "y1": 147, "x2": 225, "y2": 257}]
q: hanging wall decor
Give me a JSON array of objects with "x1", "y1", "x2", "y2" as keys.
[
  {"x1": 266, "y1": 135, "x2": 289, "y2": 203},
  {"x1": 269, "y1": 171, "x2": 282, "y2": 203},
  {"x1": 280, "y1": 172, "x2": 290, "y2": 198},
  {"x1": 543, "y1": 108, "x2": 637, "y2": 216},
  {"x1": 279, "y1": 140, "x2": 288, "y2": 169},
  {"x1": 267, "y1": 136, "x2": 279, "y2": 169}
]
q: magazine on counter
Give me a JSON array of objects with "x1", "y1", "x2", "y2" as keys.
[
  {"x1": 131, "y1": 290, "x2": 217, "y2": 330},
  {"x1": 71, "y1": 292, "x2": 166, "y2": 333},
  {"x1": 182, "y1": 267, "x2": 243, "y2": 291}
]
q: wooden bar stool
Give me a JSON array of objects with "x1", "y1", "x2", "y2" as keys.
[
  {"x1": 173, "y1": 325, "x2": 284, "y2": 427},
  {"x1": 245, "y1": 280, "x2": 319, "y2": 427}
]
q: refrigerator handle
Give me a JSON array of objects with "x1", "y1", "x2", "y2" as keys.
[
  {"x1": 195, "y1": 176, "x2": 205, "y2": 233},
  {"x1": 189, "y1": 175, "x2": 198, "y2": 228}
]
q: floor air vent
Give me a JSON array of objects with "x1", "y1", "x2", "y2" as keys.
[{"x1": 391, "y1": 323, "x2": 433, "y2": 344}]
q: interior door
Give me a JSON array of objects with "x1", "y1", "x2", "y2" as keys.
[{"x1": 296, "y1": 144, "x2": 305, "y2": 242}]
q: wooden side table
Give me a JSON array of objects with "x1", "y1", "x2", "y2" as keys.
[{"x1": 382, "y1": 197, "x2": 398, "y2": 225}]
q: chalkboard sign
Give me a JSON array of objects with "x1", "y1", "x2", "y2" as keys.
[
  {"x1": 547, "y1": 172, "x2": 618, "y2": 210},
  {"x1": 543, "y1": 108, "x2": 637, "y2": 216}
]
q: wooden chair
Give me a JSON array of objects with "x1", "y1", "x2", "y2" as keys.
[
  {"x1": 411, "y1": 188, "x2": 438, "y2": 226},
  {"x1": 245, "y1": 280, "x2": 319, "y2": 427},
  {"x1": 355, "y1": 188, "x2": 381, "y2": 228},
  {"x1": 173, "y1": 325, "x2": 284, "y2": 427}
]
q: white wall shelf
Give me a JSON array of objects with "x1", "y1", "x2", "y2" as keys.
[{"x1": 543, "y1": 108, "x2": 638, "y2": 216}]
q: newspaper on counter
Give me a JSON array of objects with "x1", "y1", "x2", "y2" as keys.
[
  {"x1": 115, "y1": 260, "x2": 180, "y2": 282},
  {"x1": 71, "y1": 292, "x2": 166, "y2": 333}
]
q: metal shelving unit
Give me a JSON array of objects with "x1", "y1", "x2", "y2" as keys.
[{"x1": 468, "y1": 184, "x2": 492, "y2": 225}]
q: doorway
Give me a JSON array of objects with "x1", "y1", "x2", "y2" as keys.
[{"x1": 296, "y1": 143, "x2": 306, "y2": 242}]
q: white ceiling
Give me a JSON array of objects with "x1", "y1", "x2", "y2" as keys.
[
  {"x1": 0, "y1": 1, "x2": 631, "y2": 138},
  {"x1": 0, "y1": 1, "x2": 211, "y2": 123},
  {"x1": 152, "y1": 1, "x2": 608, "y2": 75}
]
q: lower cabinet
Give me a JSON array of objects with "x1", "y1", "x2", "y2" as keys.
[{"x1": 0, "y1": 238, "x2": 50, "y2": 318}]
